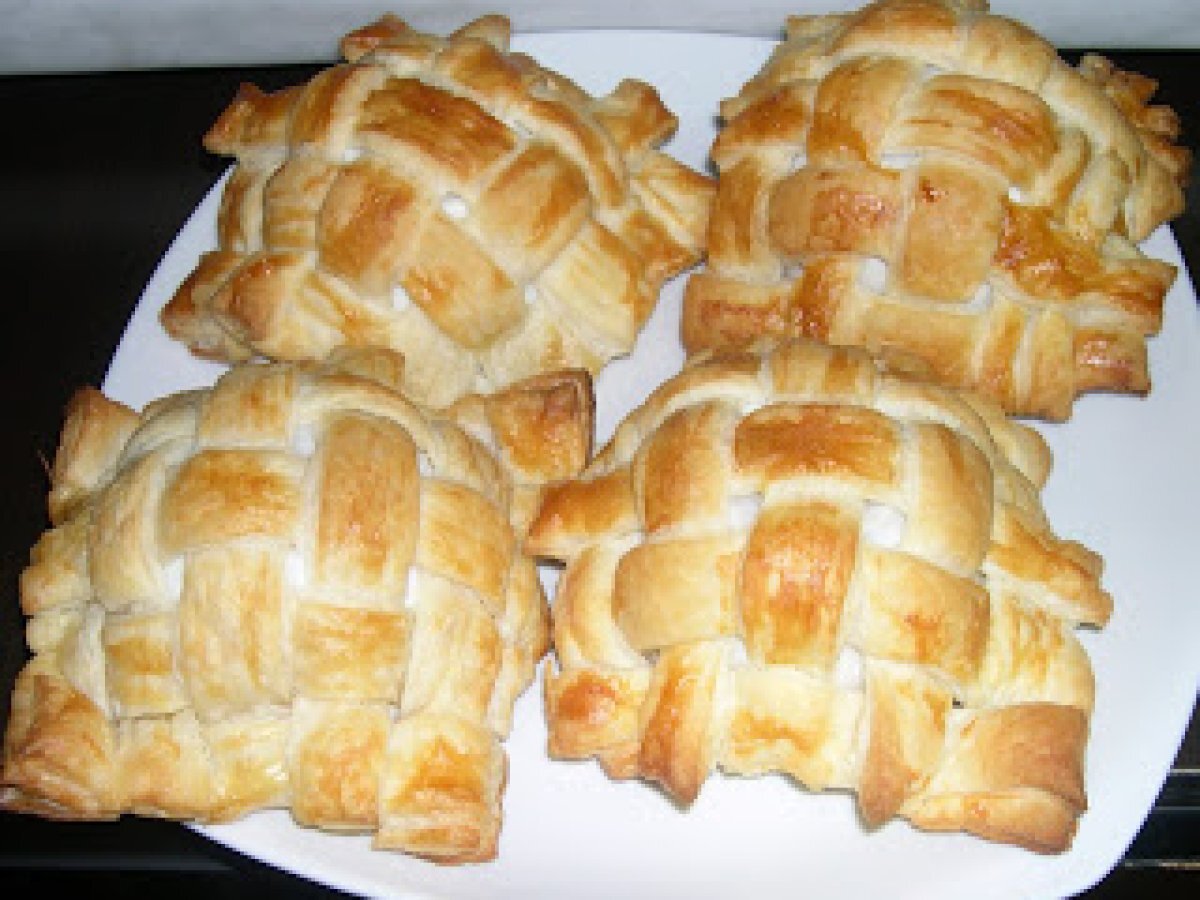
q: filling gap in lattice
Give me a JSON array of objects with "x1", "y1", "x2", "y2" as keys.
[
  {"x1": 878, "y1": 150, "x2": 920, "y2": 171},
  {"x1": 441, "y1": 193, "x2": 469, "y2": 220},
  {"x1": 391, "y1": 284, "x2": 412, "y2": 311},
  {"x1": 833, "y1": 644, "x2": 864, "y2": 689},
  {"x1": 857, "y1": 256, "x2": 889, "y2": 293},
  {"x1": 728, "y1": 492, "x2": 764, "y2": 532},
  {"x1": 861, "y1": 500, "x2": 906, "y2": 549},
  {"x1": 283, "y1": 549, "x2": 307, "y2": 589}
]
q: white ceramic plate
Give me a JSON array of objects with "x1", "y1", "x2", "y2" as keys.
[{"x1": 101, "y1": 30, "x2": 1200, "y2": 900}]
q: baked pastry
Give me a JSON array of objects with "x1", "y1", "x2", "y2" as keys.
[
  {"x1": 161, "y1": 13, "x2": 714, "y2": 408},
  {"x1": 683, "y1": 0, "x2": 1189, "y2": 420},
  {"x1": 528, "y1": 338, "x2": 1111, "y2": 853},
  {"x1": 1, "y1": 348, "x2": 592, "y2": 863}
]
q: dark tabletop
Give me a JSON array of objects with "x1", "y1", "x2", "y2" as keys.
[{"x1": 0, "y1": 50, "x2": 1196, "y2": 899}]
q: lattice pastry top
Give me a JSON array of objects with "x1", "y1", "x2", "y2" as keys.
[
  {"x1": 528, "y1": 338, "x2": 1111, "y2": 853},
  {"x1": 683, "y1": 0, "x2": 1189, "y2": 420},
  {"x1": 160, "y1": 13, "x2": 714, "y2": 408},
  {"x1": 1, "y1": 348, "x2": 593, "y2": 863}
]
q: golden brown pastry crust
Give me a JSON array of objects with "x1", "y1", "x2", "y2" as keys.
[
  {"x1": 1, "y1": 349, "x2": 593, "y2": 863},
  {"x1": 529, "y1": 338, "x2": 1110, "y2": 853},
  {"x1": 161, "y1": 13, "x2": 714, "y2": 408},
  {"x1": 683, "y1": 0, "x2": 1189, "y2": 421}
]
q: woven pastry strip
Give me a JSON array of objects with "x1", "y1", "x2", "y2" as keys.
[
  {"x1": 528, "y1": 338, "x2": 1111, "y2": 853},
  {"x1": 161, "y1": 13, "x2": 714, "y2": 408},
  {"x1": 1, "y1": 349, "x2": 593, "y2": 863},
  {"x1": 683, "y1": 0, "x2": 1189, "y2": 420}
]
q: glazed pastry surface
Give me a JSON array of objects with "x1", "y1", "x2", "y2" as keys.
[
  {"x1": 161, "y1": 14, "x2": 714, "y2": 408},
  {"x1": 2, "y1": 348, "x2": 593, "y2": 863},
  {"x1": 684, "y1": 0, "x2": 1189, "y2": 420},
  {"x1": 529, "y1": 338, "x2": 1110, "y2": 853}
]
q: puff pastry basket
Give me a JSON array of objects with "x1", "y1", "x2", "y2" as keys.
[
  {"x1": 1, "y1": 349, "x2": 592, "y2": 863},
  {"x1": 529, "y1": 338, "x2": 1112, "y2": 853},
  {"x1": 161, "y1": 13, "x2": 714, "y2": 408},
  {"x1": 683, "y1": 0, "x2": 1190, "y2": 420}
]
